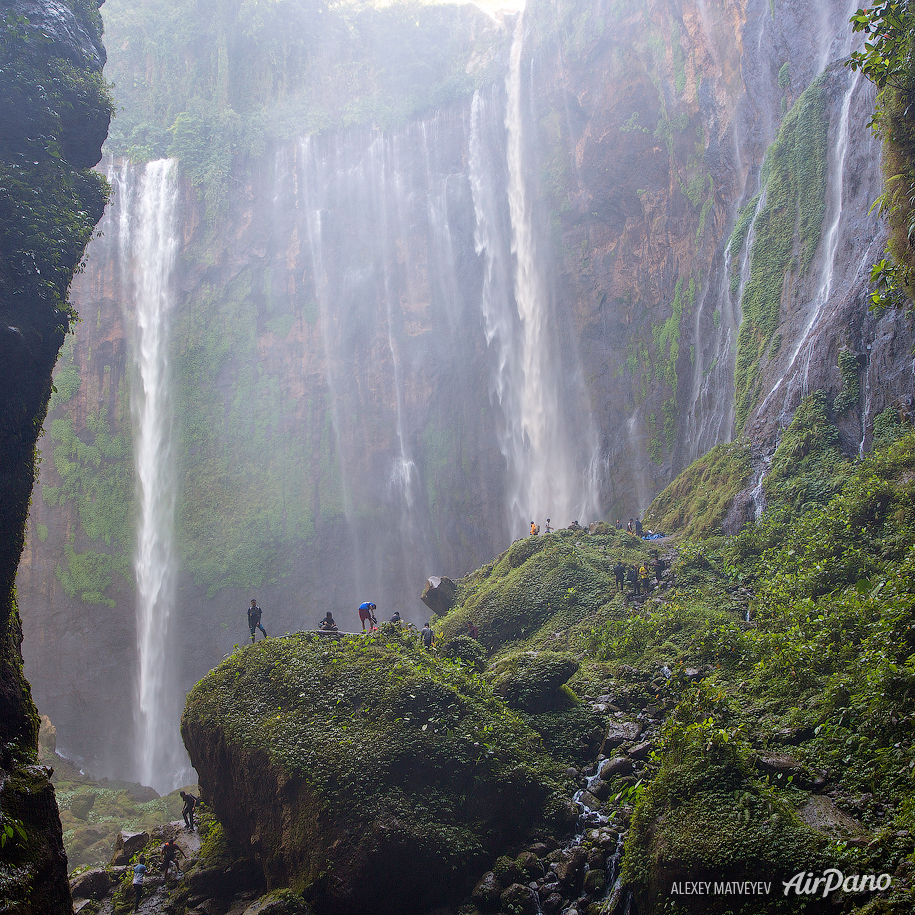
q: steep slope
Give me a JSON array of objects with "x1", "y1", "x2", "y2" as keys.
[{"x1": 0, "y1": 0, "x2": 110, "y2": 911}]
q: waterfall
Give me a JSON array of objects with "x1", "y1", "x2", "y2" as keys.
[
  {"x1": 121, "y1": 159, "x2": 189, "y2": 793},
  {"x1": 468, "y1": 12, "x2": 601, "y2": 535}
]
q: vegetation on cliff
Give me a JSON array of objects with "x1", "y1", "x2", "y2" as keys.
[
  {"x1": 848, "y1": 1, "x2": 915, "y2": 308},
  {"x1": 0, "y1": 1, "x2": 111, "y2": 912}
]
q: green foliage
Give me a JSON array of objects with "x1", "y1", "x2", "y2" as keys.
[
  {"x1": 734, "y1": 78, "x2": 828, "y2": 431},
  {"x1": 763, "y1": 392, "x2": 845, "y2": 511},
  {"x1": 0, "y1": 14, "x2": 111, "y2": 329},
  {"x1": 645, "y1": 442, "x2": 752, "y2": 537},
  {"x1": 833, "y1": 348, "x2": 861, "y2": 414},
  {"x1": 487, "y1": 650, "x2": 579, "y2": 713},
  {"x1": 847, "y1": 3, "x2": 915, "y2": 308}
]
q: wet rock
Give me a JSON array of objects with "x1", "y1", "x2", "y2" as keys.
[
  {"x1": 599, "y1": 757, "x2": 633, "y2": 778},
  {"x1": 627, "y1": 740, "x2": 655, "y2": 760},
  {"x1": 799, "y1": 795, "x2": 866, "y2": 838},
  {"x1": 472, "y1": 871, "x2": 502, "y2": 907},
  {"x1": 493, "y1": 854, "x2": 525, "y2": 886},
  {"x1": 242, "y1": 889, "x2": 314, "y2": 914},
  {"x1": 69, "y1": 792, "x2": 95, "y2": 820},
  {"x1": 582, "y1": 867, "x2": 607, "y2": 896},
  {"x1": 541, "y1": 892, "x2": 565, "y2": 914},
  {"x1": 576, "y1": 790, "x2": 602, "y2": 810},
  {"x1": 70, "y1": 867, "x2": 115, "y2": 900},
  {"x1": 601, "y1": 720, "x2": 643, "y2": 751},
  {"x1": 586, "y1": 847, "x2": 605, "y2": 869},
  {"x1": 549, "y1": 846, "x2": 587, "y2": 887},
  {"x1": 111, "y1": 830, "x2": 148, "y2": 865},
  {"x1": 516, "y1": 850, "x2": 543, "y2": 878},
  {"x1": 500, "y1": 882, "x2": 539, "y2": 915}
]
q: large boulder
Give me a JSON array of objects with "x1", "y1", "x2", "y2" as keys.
[
  {"x1": 420, "y1": 576, "x2": 457, "y2": 616},
  {"x1": 110, "y1": 830, "x2": 149, "y2": 865},
  {"x1": 182, "y1": 630, "x2": 563, "y2": 915}
]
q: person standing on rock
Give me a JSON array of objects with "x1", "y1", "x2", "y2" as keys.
[
  {"x1": 247, "y1": 599, "x2": 267, "y2": 643},
  {"x1": 627, "y1": 564, "x2": 639, "y2": 596},
  {"x1": 180, "y1": 790, "x2": 199, "y2": 831},
  {"x1": 132, "y1": 856, "x2": 147, "y2": 911},
  {"x1": 545, "y1": 518, "x2": 552, "y2": 533},
  {"x1": 161, "y1": 838, "x2": 185, "y2": 880},
  {"x1": 421, "y1": 622, "x2": 435, "y2": 650}
]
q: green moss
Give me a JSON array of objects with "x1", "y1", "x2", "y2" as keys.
[
  {"x1": 833, "y1": 348, "x2": 861, "y2": 414},
  {"x1": 734, "y1": 77, "x2": 828, "y2": 431},
  {"x1": 183, "y1": 629, "x2": 563, "y2": 895},
  {"x1": 646, "y1": 442, "x2": 752, "y2": 537},
  {"x1": 763, "y1": 391, "x2": 845, "y2": 511}
]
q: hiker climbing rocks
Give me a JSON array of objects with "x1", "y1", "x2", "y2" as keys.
[
  {"x1": 247, "y1": 599, "x2": 266, "y2": 643},
  {"x1": 132, "y1": 856, "x2": 147, "y2": 911},
  {"x1": 613, "y1": 561, "x2": 626, "y2": 592},
  {"x1": 180, "y1": 791, "x2": 199, "y2": 831},
  {"x1": 319, "y1": 611, "x2": 338, "y2": 632},
  {"x1": 466, "y1": 619, "x2": 479, "y2": 640},
  {"x1": 421, "y1": 622, "x2": 435, "y2": 649},
  {"x1": 161, "y1": 838, "x2": 185, "y2": 880},
  {"x1": 358, "y1": 602, "x2": 378, "y2": 631}
]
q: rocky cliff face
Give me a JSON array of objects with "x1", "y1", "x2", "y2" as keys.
[
  {"x1": 0, "y1": 0, "x2": 110, "y2": 910},
  {"x1": 16, "y1": 0, "x2": 915, "y2": 787}
]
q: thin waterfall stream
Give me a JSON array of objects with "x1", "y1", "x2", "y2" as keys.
[{"x1": 124, "y1": 159, "x2": 189, "y2": 793}]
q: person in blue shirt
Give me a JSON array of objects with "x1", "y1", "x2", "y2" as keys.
[
  {"x1": 132, "y1": 856, "x2": 147, "y2": 911},
  {"x1": 358, "y1": 602, "x2": 377, "y2": 631}
]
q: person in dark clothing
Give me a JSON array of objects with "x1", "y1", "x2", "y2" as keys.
[
  {"x1": 180, "y1": 791, "x2": 198, "y2": 830},
  {"x1": 635, "y1": 518, "x2": 644, "y2": 537},
  {"x1": 390, "y1": 611, "x2": 402, "y2": 625},
  {"x1": 627, "y1": 565, "x2": 639, "y2": 596},
  {"x1": 615, "y1": 519, "x2": 622, "y2": 529},
  {"x1": 247, "y1": 599, "x2": 267, "y2": 643},
  {"x1": 319, "y1": 612, "x2": 338, "y2": 632},
  {"x1": 421, "y1": 622, "x2": 435, "y2": 649},
  {"x1": 654, "y1": 557, "x2": 666, "y2": 584},
  {"x1": 162, "y1": 838, "x2": 185, "y2": 880},
  {"x1": 358, "y1": 602, "x2": 378, "y2": 631},
  {"x1": 613, "y1": 561, "x2": 626, "y2": 592},
  {"x1": 466, "y1": 620, "x2": 479, "y2": 640}
]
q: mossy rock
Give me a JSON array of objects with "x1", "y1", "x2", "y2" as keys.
[
  {"x1": 623, "y1": 719, "x2": 830, "y2": 913},
  {"x1": 439, "y1": 538, "x2": 620, "y2": 652},
  {"x1": 182, "y1": 630, "x2": 563, "y2": 915},
  {"x1": 438, "y1": 634, "x2": 487, "y2": 669},
  {"x1": 645, "y1": 442, "x2": 752, "y2": 538},
  {"x1": 487, "y1": 651, "x2": 579, "y2": 713}
]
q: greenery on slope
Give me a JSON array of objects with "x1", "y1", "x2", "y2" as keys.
[
  {"x1": 848, "y1": 2, "x2": 915, "y2": 308},
  {"x1": 731, "y1": 76, "x2": 829, "y2": 431}
]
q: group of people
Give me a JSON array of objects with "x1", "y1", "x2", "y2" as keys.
[
  {"x1": 530, "y1": 518, "x2": 554, "y2": 536},
  {"x1": 613, "y1": 555, "x2": 666, "y2": 596},
  {"x1": 130, "y1": 791, "x2": 200, "y2": 909},
  {"x1": 317, "y1": 605, "x2": 404, "y2": 633}
]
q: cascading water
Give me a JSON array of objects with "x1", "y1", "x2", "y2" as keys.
[
  {"x1": 119, "y1": 159, "x2": 190, "y2": 792},
  {"x1": 471, "y1": 12, "x2": 601, "y2": 534}
]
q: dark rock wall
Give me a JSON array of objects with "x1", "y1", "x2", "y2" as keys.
[{"x1": 0, "y1": 0, "x2": 110, "y2": 910}]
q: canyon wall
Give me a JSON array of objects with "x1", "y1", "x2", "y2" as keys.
[{"x1": 17, "y1": 0, "x2": 915, "y2": 788}]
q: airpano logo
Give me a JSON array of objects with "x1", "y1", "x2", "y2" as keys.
[{"x1": 783, "y1": 869, "x2": 892, "y2": 897}]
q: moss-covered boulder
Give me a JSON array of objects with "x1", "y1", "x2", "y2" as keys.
[
  {"x1": 182, "y1": 629, "x2": 563, "y2": 915},
  {"x1": 438, "y1": 533, "x2": 634, "y2": 651},
  {"x1": 623, "y1": 716, "x2": 829, "y2": 913},
  {"x1": 487, "y1": 651, "x2": 579, "y2": 713}
]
